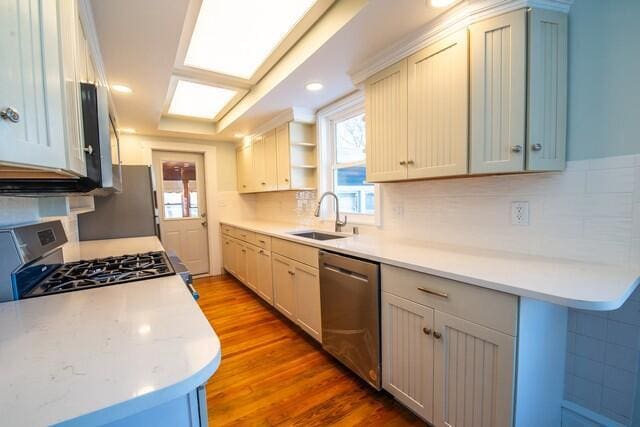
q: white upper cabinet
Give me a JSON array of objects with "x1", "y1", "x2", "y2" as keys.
[
  {"x1": 408, "y1": 29, "x2": 469, "y2": 179},
  {"x1": 365, "y1": 59, "x2": 408, "y2": 182},
  {"x1": 0, "y1": 0, "x2": 65, "y2": 170},
  {"x1": 470, "y1": 9, "x2": 527, "y2": 174},
  {"x1": 1, "y1": 0, "x2": 93, "y2": 176},
  {"x1": 527, "y1": 8, "x2": 568, "y2": 171},
  {"x1": 275, "y1": 123, "x2": 291, "y2": 190},
  {"x1": 236, "y1": 143, "x2": 253, "y2": 193}
]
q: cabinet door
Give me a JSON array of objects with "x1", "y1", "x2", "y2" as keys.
[
  {"x1": 275, "y1": 123, "x2": 291, "y2": 190},
  {"x1": 263, "y1": 129, "x2": 278, "y2": 191},
  {"x1": 236, "y1": 144, "x2": 253, "y2": 193},
  {"x1": 526, "y1": 8, "x2": 567, "y2": 171},
  {"x1": 0, "y1": 0, "x2": 66, "y2": 170},
  {"x1": 382, "y1": 292, "x2": 434, "y2": 421},
  {"x1": 222, "y1": 237, "x2": 235, "y2": 275},
  {"x1": 256, "y1": 249, "x2": 273, "y2": 304},
  {"x1": 470, "y1": 9, "x2": 526, "y2": 174},
  {"x1": 433, "y1": 310, "x2": 515, "y2": 427},
  {"x1": 235, "y1": 241, "x2": 247, "y2": 284},
  {"x1": 408, "y1": 29, "x2": 468, "y2": 179},
  {"x1": 245, "y1": 244, "x2": 258, "y2": 292},
  {"x1": 293, "y1": 261, "x2": 321, "y2": 342},
  {"x1": 58, "y1": 0, "x2": 86, "y2": 175},
  {"x1": 272, "y1": 254, "x2": 296, "y2": 321},
  {"x1": 365, "y1": 59, "x2": 408, "y2": 182},
  {"x1": 252, "y1": 135, "x2": 266, "y2": 192}
]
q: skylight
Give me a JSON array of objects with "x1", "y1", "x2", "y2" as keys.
[
  {"x1": 168, "y1": 80, "x2": 237, "y2": 119},
  {"x1": 184, "y1": 0, "x2": 317, "y2": 79}
]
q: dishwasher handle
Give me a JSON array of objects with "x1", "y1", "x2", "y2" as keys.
[{"x1": 323, "y1": 264, "x2": 369, "y2": 283}]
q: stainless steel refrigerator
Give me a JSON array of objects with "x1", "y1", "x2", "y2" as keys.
[{"x1": 78, "y1": 165, "x2": 159, "y2": 241}]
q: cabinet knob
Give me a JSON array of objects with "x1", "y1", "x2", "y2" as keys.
[
  {"x1": 433, "y1": 331, "x2": 442, "y2": 339},
  {"x1": 0, "y1": 107, "x2": 20, "y2": 123},
  {"x1": 261, "y1": 182, "x2": 266, "y2": 185},
  {"x1": 422, "y1": 327, "x2": 432, "y2": 335},
  {"x1": 284, "y1": 178, "x2": 289, "y2": 182},
  {"x1": 399, "y1": 160, "x2": 407, "y2": 166},
  {"x1": 288, "y1": 270, "x2": 295, "y2": 275},
  {"x1": 407, "y1": 160, "x2": 415, "y2": 165},
  {"x1": 531, "y1": 143, "x2": 543, "y2": 151},
  {"x1": 83, "y1": 145, "x2": 94, "y2": 155},
  {"x1": 511, "y1": 145, "x2": 523, "y2": 153}
]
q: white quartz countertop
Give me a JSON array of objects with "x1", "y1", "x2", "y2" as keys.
[
  {"x1": 0, "y1": 237, "x2": 221, "y2": 426},
  {"x1": 221, "y1": 220, "x2": 640, "y2": 311}
]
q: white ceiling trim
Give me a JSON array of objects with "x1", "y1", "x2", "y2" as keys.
[
  {"x1": 350, "y1": 0, "x2": 574, "y2": 85},
  {"x1": 247, "y1": 107, "x2": 316, "y2": 139}
]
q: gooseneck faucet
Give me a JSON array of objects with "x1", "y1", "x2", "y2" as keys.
[{"x1": 314, "y1": 191, "x2": 347, "y2": 232}]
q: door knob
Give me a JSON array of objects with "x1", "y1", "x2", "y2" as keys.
[
  {"x1": 531, "y1": 143, "x2": 543, "y2": 151},
  {"x1": 0, "y1": 107, "x2": 20, "y2": 123}
]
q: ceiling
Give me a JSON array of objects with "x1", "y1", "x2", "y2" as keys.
[{"x1": 90, "y1": 0, "x2": 453, "y2": 142}]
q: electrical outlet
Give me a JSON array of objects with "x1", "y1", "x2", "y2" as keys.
[
  {"x1": 511, "y1": 201, "x2": 529, "y2": 226},
  {"x1": 392, "y1": 203, "x2": 405, "y2": 217}
]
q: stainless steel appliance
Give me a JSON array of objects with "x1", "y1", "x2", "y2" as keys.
[
  {"x1": 0, "y1": 83, "x2": 122, "y2": 195},
  {"x1": 0, "y1": 220, "x2": 180, "y2": 302},
  {"x1": 78, "y1": 165, "x2": 159, "y2": 240},
  {"x1": 319, "y1": 250, "x2": 381, "y2": 389}
]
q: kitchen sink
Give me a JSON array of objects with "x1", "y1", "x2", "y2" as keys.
[{"x1": 288, "y1": 231, "x2": 348, "y2": 241}]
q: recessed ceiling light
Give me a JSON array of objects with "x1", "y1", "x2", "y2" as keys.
[
  {"x1": 233, "y1": 133, "x2": 245, "y2": 138},
  {"x1": 305, "y1": 82, "x2": 323, "y2": 92},
  {"x1": 184, "y1": 0, "x2": 317, "y2": 79},
  {"x1": 118, "y1": 127, "x2": 136, "y2": 134},
  {"x1": 431, "y1": 0, "x2": 455, "y2": 7},
  {"x1": 111, "y1": 84, "x2": 133, "y2": 94},
  {"x1": 168, "y1": 80, "x2": 237, "y2": 120}
]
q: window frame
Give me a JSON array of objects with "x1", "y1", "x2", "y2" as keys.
[{"x1": 317, "y1": 91, "x2": 381, "y2": 226}]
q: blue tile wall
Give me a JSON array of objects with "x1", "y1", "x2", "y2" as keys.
[{"x1": 565, "y1": 287, "x2": 640, "y2": 426}]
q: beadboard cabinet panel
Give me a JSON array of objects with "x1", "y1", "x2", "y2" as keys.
[
  {"x1": 272, "y1": 253, "x2": 297, "y2": 322},
  {"x1": 433, "y1": 310, "x2": 515, "y2": 427},
  {"x1": 263, "y1": 129, "x2": 278, "y2": 191},
  {"x1": 382, "y1": 292, "x2": 434, "y2": 421},
  {"x1": 275, "y1": 124, "x2": 291, "y2": 190},
  {"x1": 408, "y1": 29, "x2": 469, "y2": 179},
  {"x1": 236, "y1": 144, "x2": 253, "y2": 193},
  {"x1": 365, "y1": 60, "x2": 408, "y2": 182},
  {"x1": 470, "y1": 9, "x2": 527, "y2": 174},
  {"x1": 256, "y1": 249, "x2": 273, "y2": 304},
  {"x1": 293, "y1": 260, "x2": 321, "y2": 342},
  {"x1": 527, "y1": 8, "x2": 568, "y2": 171}
]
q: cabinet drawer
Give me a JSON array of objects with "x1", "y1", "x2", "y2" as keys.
[
  {"x1": 272, "y1": 238, "x2": 318, "y2": 268},
  {"x1": 232, "y1": 227, "x2": 256, "y2": 244},
  {"x1": 221, "y1": 225, "x2": 235, "y2": 236},
  {"x1": 382, "y1": 264, "x2": 518, "y2": 336},
  {"x1": 255, "y1": 233, "x2": 272, "y2": 251}
]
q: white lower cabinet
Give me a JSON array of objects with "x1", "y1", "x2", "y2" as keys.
[
  {"x1": 381, "y1": 265, "x2": 516, "y2": 427},
  {"x1": 272, "y1": 253, "x2": 297, "y2": 321},
  {"x1": 244, "y1": 244, "x2": 259, "y2": 293},
  {"x1": 234, "y1": 240, "x2": 247, "y2": 284},
  {"x1": 382, "y1": 292, "x2": 434, "y2": 421},
  {"x1": 222, "y1": 237, "x2": 235, "y2": 275},
  {"x1": 256, "y1": 249, "x2": 273, "y2": 304}
]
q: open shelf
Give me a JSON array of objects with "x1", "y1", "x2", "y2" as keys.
[
  {"x1": 291, "y1": 142, "x2": 316, "y2": 147},
  {"x1": 291, "y1": 164, "x2": 317, "y2": 169}
]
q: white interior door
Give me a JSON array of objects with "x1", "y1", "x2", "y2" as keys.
[{"x1": 153, "y1": 151, "x2": 209, "y2": 275}]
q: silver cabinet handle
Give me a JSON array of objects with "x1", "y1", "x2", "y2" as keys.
[
  {"x1": 83, "y1": 145, "x2": 94, "y2": 155},
  {"x1": 531, "y1": 143, "x2": 543, "y2": 151},
  {"x1": 0, "y1": 107, "x2": 20, "y2": 123},
  {"x1": 511, "y1": 145, "x2": 523, "y2": 153},
  {"x1": 417, "y1": 287, "x2": 449, "y2": 299}
]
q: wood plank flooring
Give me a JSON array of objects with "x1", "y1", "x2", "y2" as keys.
[{"x1": 194, "y1": 274, "x2": 425, "y2": 426}]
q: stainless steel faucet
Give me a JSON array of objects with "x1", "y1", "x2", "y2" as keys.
[{"x1": 314, "y1": 191, "x2": 347, "y2": 232}]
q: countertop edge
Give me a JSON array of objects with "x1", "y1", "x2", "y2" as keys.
[
  {"x1": 220, "y1": 220, "x2": 640, "y2": 311},
  {"x1": 59, "y1": 329, "x2": 222, "y2": 427}
]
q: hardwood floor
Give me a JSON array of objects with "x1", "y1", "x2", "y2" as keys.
[{"x1": 194, "y1": 275, "x2": 425, "y2": 426}]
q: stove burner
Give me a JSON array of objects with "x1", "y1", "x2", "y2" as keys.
[{"x1": 23, "y1": 251, "x2": 175, "y2": 298}]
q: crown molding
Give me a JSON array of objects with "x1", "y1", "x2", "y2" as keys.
[
  {"x1": 248, "y1": 107, "x2": 316, "y2": 139},
  {"x1": 350, "y1": 0, "x2": 573, "y2": 85}
]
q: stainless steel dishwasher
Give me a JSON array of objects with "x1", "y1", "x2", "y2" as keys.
[{"x1": 319, "y1": 250, "x2": 381, "y2": 390}]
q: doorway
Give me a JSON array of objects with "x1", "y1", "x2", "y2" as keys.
[{"x1": 152, "y1": 150, "x2": 210, "y2": 275}]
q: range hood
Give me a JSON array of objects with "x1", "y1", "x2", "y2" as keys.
[{"x1": 0, "y1": 84, "x2": 122, "y2": 196}]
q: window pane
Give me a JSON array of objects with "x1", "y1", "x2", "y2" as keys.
[
  {"x1": 162, "y1": 161, "x2": 198, "y2": 219},
  {"x1": 335, "y1": 113, "x2": 365, "y2": 164},
  {"x1": 334, "y1": 166, "x2": 374, "y2": 215}
]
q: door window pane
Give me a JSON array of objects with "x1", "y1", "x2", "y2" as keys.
[
  {"x1": 162, "y1": 161, "x2": 198, "y2": 219},
  {"x1": 335, "y1": 113, "x2": 366, "y2": 164},
  {"x1": 334, "y1": 166, "x2": 374, "y2": 215}
]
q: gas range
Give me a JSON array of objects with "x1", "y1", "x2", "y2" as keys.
[
  {"x1": 0, "y1": 221, "x2": 189, "y2": 302},
  {"x1": 22, "y1": 251, "x2": 175, "y2": 298}
]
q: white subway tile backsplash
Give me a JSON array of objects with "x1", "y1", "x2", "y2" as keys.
[
  {"x1": 603, "y1": 365, "x2": 636, "y2": 395},
  {"x1": 573, "y1": 334, "x2": 606, "y2": 362},
  {"x1": 583, "y1": 218, "x2": 633, "y2": 243},
  {"x1": 602, "y1": 387, "x2": 634, "y2": 420},
  {"x1": 589, "y1": 155, "x2": 636, "y2": 170},
  {"x1": 606, "y1": 320, "x2": 640, "y2": 349},
  {"x1": 608, "y1": 299, "x2": 640, "y2": 326},
  {"x1": 605, "y1": 343, "x2": 640, "y2": 373},
  {"x1": 573, "y1": 356, "x2": 605, "y2": 383},
  {"x1": 576, "y1": 312, "x2": 608, "y2": 339},
  {"x1": 586, "y1": 168, "x2": 636, "y2": 194},
  {"x1": 570, "y1": 375, "x2": 603, "y2": 413},
  {"x1": 584, "y1": 194, "x2": 634, "y2": 218}
]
